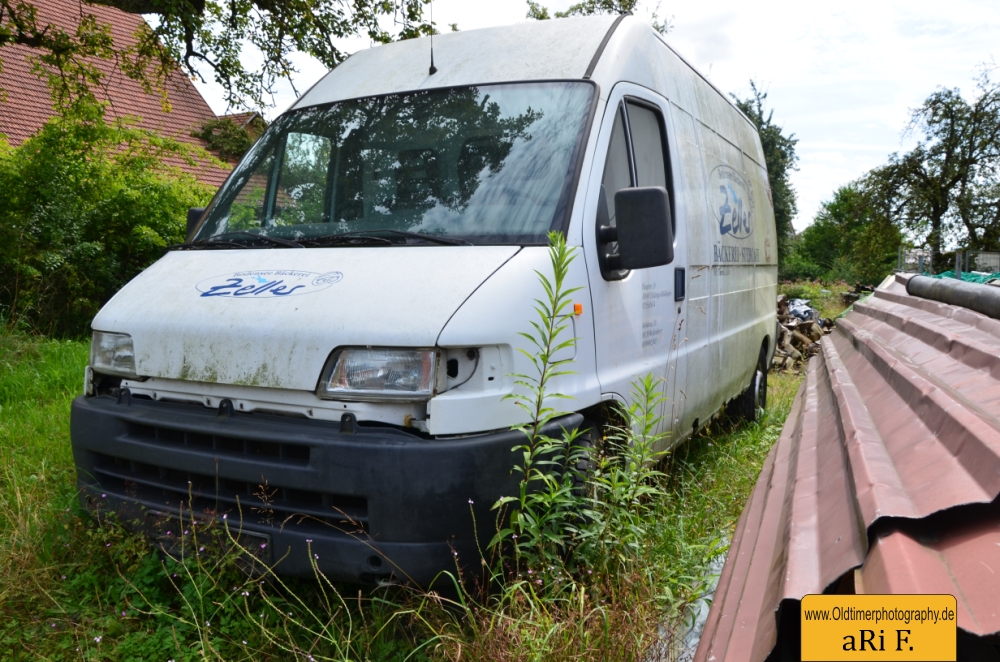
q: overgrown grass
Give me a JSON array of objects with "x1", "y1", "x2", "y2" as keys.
[
  {"x1": 0, "y1": 368, "x2": 428, "y2": 657},
  {"x1": 659, "y1": 370, "x2": 801, "y2": 591},
  {"x1": 0, "y1": 334, "x2": 88, "y2": 616},
  {"x1": 0, "y1": 328, "x2": 803, "y2": 660}
]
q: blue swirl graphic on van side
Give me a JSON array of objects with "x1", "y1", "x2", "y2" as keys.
[
  {"x1": 196, "y1": 270, "x2": 343, "y2": 298},
  {"x1": 710, "y1": 165, "x2": 755, "y2": 239}
]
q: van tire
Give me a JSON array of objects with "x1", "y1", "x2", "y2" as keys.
[
  {"x1": 732, "y1": 341, "x2": 770, "y2": 423},
  {"x1": 737, "y1": 366, "x2": 767, "y2": 423}
]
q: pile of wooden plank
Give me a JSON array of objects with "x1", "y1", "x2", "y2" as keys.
[{"x1": 771, "y1": 294, "x2": 834, "y2": 372}]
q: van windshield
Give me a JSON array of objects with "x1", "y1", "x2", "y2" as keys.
[{"x1": 191, "y1": 82, "x2": 595, "y2": 247}]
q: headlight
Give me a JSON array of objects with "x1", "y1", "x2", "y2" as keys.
[
  {"x1": 90, "y1": 331, "x2": 136, "y2": 377},
  {"x1": 317, "y1": 348, "x2": 437, "y2": 401}
]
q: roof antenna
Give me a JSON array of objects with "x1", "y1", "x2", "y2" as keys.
[{"x1": 428, "y1": 0, "x2": 438, "y2": 75}]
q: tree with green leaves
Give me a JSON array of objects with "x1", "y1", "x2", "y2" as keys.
[
  {"x1": 863, "y1": 69, "x2": 1000, "y2": 268},
  {"x1": 552, "y1": 0, "x2": 637, "y2": 16},
  {"x1": 0, "y1": 0, "x2": 433, "y2": 110},
  {"x1": 792, "y1": 70, "x2": 1000, "y2": 283},
  {"x1": 731, "y1": 81, "x2": 799, "y2": 274},
  {"x1": 525, "y1": 0, "x2": 671, "y2": 34},
  {"x1": 794, "y1": 183, "x2": 901, "y2": 285}
]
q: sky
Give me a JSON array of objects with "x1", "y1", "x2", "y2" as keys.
[{"x1": 192, "y1": 0, "x2": 1000, "y2": 231}]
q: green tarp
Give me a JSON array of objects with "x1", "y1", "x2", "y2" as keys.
[{"x1": 929, "y1": 270, "x2": 1000, "y2": 283}]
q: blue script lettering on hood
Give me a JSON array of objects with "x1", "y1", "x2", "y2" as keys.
[{"x1": 196, "y1": 270, "x2": 344, "y2": 298}]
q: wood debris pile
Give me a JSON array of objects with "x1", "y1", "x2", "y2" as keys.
[{"x1": 772, "y1": 294, "x2": 834, "y2": 372}]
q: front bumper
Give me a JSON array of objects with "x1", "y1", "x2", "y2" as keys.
[{"x1": 71, "y1": 393, "x2": 581, "y2": 587}]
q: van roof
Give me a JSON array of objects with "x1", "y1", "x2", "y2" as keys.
[
  {"x1": 292, "y1": 16, "x2": 759, "y2": 157},
  {"x1": 294, "y1": 15, "x2": 619, "y2": 108}
]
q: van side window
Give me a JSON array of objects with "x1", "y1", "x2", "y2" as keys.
[
  {"x1": 625, "y1": 100, "x2": 673, "y2": 235},
  {"x1": 596, "y1": 105, "x2": 634, "y2": 280},
  {"x1": 598, "y1": 99, "x2": 673, "y2": 281},
  {"x1": 601, "y1": 106, "x2": 633, "y2": 225},
  {"x1": 625, "y1": 102, "x2": 668, "y2": 189}
]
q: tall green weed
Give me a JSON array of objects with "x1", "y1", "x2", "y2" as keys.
[{"x1": 492, "y1": 232, "x2": 587, "y2": 570}]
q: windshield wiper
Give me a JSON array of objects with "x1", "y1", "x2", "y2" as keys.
[
  {"x1": 224, "y1": 231, "x2": 304, "y2": 248},
  {"x1": 173, "y1": 228, "x2": 472, "y2": 250},
  {"x1": 171, "y1": 231, "x2": 303, "y2": 250},
  {"x1": 300, "y1": 233, "x2": 394, "y2": 247},
  {"x1": 377, "y1": 229, "x2": 473, "y2": 246},
  {"x1": 304, "y1": 229, "x2": 471, "y2": 246},
  {"x1": 169, "y1": 239, "x2": 249, "y2": 250}
]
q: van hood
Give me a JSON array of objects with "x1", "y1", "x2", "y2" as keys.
[{"x1": 92, "y1": 246, "x2": 520, "y2": 391}]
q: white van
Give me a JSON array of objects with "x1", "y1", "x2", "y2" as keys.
[{"x1": 72, "y1": 15, "x2": 777, "y2": 585}]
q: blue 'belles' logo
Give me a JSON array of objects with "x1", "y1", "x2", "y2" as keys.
[
  {"x1": 711, "y1": 165, "x2": 755, "y2": 239},
  {"x1": 197, "y1": 270, "x2": 343, "y2": 298}
]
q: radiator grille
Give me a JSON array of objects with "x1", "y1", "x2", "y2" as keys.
[
  {"x1": 126, "y1": 422, "x2": 311, "y2": 463},
  {"x1": 91, "y1": 453, "x2": 366, "y2": 532}
]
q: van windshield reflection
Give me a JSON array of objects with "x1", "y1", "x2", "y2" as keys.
[{"x1": 191, "y1": 82, "x2": 595, "y2": 247}]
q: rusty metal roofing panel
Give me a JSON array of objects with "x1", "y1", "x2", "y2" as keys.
[
  {"x1": 696, "y1": 274, "x2": 1000, "y2": 662},
  {"x1": 858, "y1": 522, "x2": 1000, "y2": 636}
]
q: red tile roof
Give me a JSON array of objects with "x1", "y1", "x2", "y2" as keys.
[
  {"x1": 219, "y1": 112, "x2": 263, "y2": 128},
  {"x1": 0, "y1": 0, "x2": 231, "y2": 188}
]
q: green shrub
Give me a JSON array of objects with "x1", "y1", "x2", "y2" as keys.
[
  {"x1": 0, "y1": 102, "x2": 217, "y2": 337},
  {"x1": 791, "y1": 184, "x2": 903, "y2": 287},
  {"x1": 779, "y1": 249, "x2": 825, "y2": 282},
  {"x1": 191, "y1": 115, "x2": 267, "y2": 162}
]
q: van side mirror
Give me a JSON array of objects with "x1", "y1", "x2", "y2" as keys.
[
  {"x1": 607, "y1": 187, "x2": 673, "y2": 270},
  {"x1": 186, "y1": 207, "x2": 206, "y2": 239}
]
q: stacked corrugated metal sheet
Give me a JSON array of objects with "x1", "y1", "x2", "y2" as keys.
[{"x1": 696, "y1": 273, "x2": 1000, "y2": 662}]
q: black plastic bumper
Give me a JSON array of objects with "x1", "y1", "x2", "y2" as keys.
[{"x1": 71, "y1": 394, "x2": 582, "y2": 587}]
